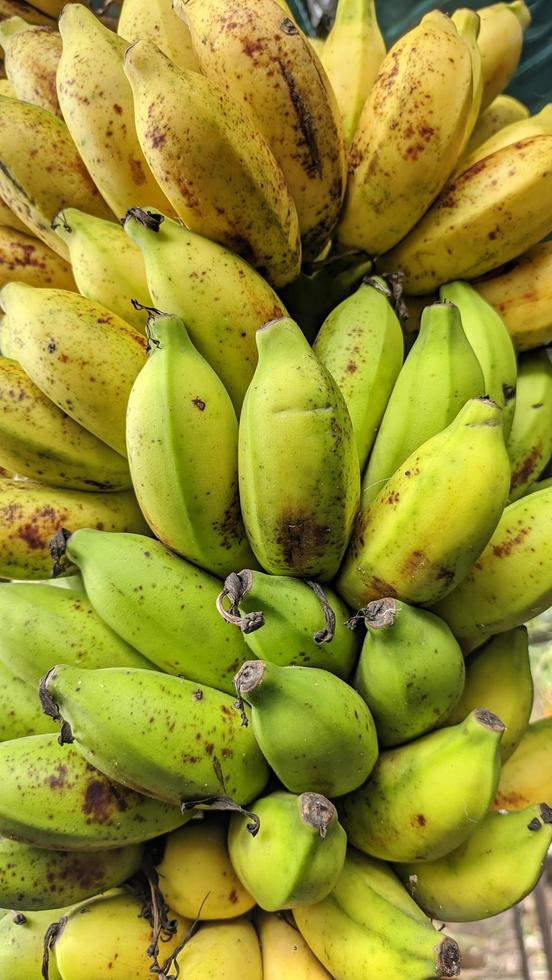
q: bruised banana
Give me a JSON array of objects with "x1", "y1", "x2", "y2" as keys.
[
  {"x1": 313, "y1": 276, "x2": 404, "y2": 471},
  {"x1": 124, "y1": 39, "x2": 301, "y2": 288},
  {"x1": 474, "y1": 242, "x2": 552, "y2": 351},
  {"x1": 126, "y1": 313, "x2": 256, "y2": 578},
  {"x1": 507, "y1": 349, "x2": 552, "y2": 499},
  {"x1": 123, "y1": 208, "x2": 286, "y2": 414},
  {"x1": 0, "y1": 15, "x2": 61, "y2": 116},
  {"x1": 494, "y1": 717, "x2": 552, "y2": 809},
  {"x1": 0, "y1": 224, "x2": 74, "y2": 291},
  {"x1": 463, "y1": 92, "x2": 529, "y2": 158},
  {"x1": 170, "y1": 919, "x2": 262, "y2": 980},
  {"x1": 0, "y1": 282, "x2": 147, "y2": 456},
  {"x1": 445, "y1": 627, "x2": 533, "y2": 762},
  {"x1": 340, "y1": 709, "x2": 504, "y2": 862},
  {"x1": 433, "y1": 485, "x2": 552, "y2": 651},
  {"x1": 178, "y1": 0, "x2": 347, "y2": 262},
  {"x1": 117, "y1": 0, "x2": 199, "y2": 72},
  {"x1": 337, "y1": 11, "x2": 472, "y2": 255},
  {"x1": 0, "y1": 660, "x2": 57, "y2": 741},
  {"x1": 477, "y1": 0, "x2": 531, "y2": 111},
  {"x1": 337, "y1": 397, "x2": 511, "y2": 609},
  {"x1": 234, "y1": 660, "x2": 378, "y2": 797},
  {"x1": 41, "y1": 665, "x2": 270, "y2": 806},
  {"x1": 0, "y1": 906, "x2": 65, "y2": 980},
  {"x1": 451, "y1": 8, "x2": 483, "y2": 154},
  {"x1": 397, "y1": 803, "x2": 552, "y2": 922},
  {"x1": 457, "y1": 102, "x2": 552, "y2": 174},
  {"x1": 255, "y1": 910, "x2": 332, "y2": 980},
  {"x1": 238, "y1": 317, "x2": 360, "y2": 581},
  {"x1": 0, "y1": 733, "x2": 188, "y2": 850}
]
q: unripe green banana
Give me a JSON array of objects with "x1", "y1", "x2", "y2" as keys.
[
  {"x1": 293, "y1": 848, "x2": 461, "y2": 980},
  {"x1": 313, "y1": 277, "x2": 404, "y2": 470},
  {"x1": 54, "y1": 209, "x2": 152, "y2": 333},
  {"x1": 337, "y1": 397, "x2": 511, "y2": 609},
  {"x1": 234, "y1": 660, "x2": 378, "y2": 797},
  {"x1": 361, "y1": 301, "x2": 485, "y2": 505},
  {"x1": 41, "y1": 666, "x2": 269, "y2": 806},
  {"x1": 433, "y1": 485, "x2": 552, "y2": 651},
  {"x1": 351, "y1": 598, "x2": 465, "y2": 747},
  {"x1": 507, "y1": 349, "x2": 552, "y2": 499},
  {"x1": 477, "y1": 1, "x2": 531, "y2": 112},
  {"x1": 494, "y1": 717, "x2": 552, "y2": 810},
  {"x1": 126, "y1": 313, "x2": 255, "y2": 578},
  {"x1": 463, "y1": 93, "x2": 529, "y2": 159},
  {"x1": 238, "y1": 317, "x2": 360, "y2": 580},
  {"x1": 216, "y1": 569, "x2": 358, "y2": 678},
  {"x1": 396, "y1": 802, "x2": 552, "y2": 922},
  {"x1": 440, "y1": 280, "x2": 517, "y2": 438},
  {"x1": 0, "y1": 16, "x2": 62, "y2": 116},
  {"x1": 0, "y1": 836, "x2": 142, "y2": 911},
  {"x1": 0, "y1": 283, "x2": 147, "y2": 456},
  {"x1": 0, "y1": 734, "x2": 188, "y2": 850},
  {"x1": 0, "y1": 906, "x2": 65, "y2": 979},
  {"x1": 228, "y1": 791, "x2": 347, "y2": 911},
  {"x1": 0, "y1": 660, "x2": 57, "y2": 740},
  {"x1": 339, "y1": 708, "x2": 504, "y2": 862}
]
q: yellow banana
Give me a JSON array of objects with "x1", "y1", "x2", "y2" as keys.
[
  {"x1": 508, "y1": 349, "x2": 552, "y2": 500},
  {"x1": 474, "y1": 242, "x2": 552, "y2": 351},
  {"x1": 458, "y1": 102, "x2": 552, "y2": 174},
  {"x1": 477, "y1": 0, "x2": 531, "y2": 112},
  {"x1": 24, "y1": 0, "x2": 68, "y2": 15},
  {"x1": 255, "y1": 910, "x2": 332, "y2": 979},
  {"x1": 337, "y1": 11, "x2": 472, "y2": 256},
  {"x1": 494, "y1": 717, "x2": 552, "y2": 809},
  {"x1": 117, "y1": 0, "x2": 199, "y2": 72},
  {"x1": 0, "y1": 78, "x2": 14, "y2": 96},
  {"x1": 0, "y1": 15, "x2": 61, "y2": 116},
  {"x1": 451, "y1": 8, "x2": 483, "y2": 154},
  {"x1": 463, "y1": 92, "x2": 529, "y2": 157},
  {"x1": 0, "y1": 195, "x2": 36, "y2": 234},
  {"x1": 0, "y1": 223, "x2": 75, "y2": 290},
  {"x1": 174, "y1": 919, "x2": 262, "y2": 980},
  {"x1": 321, "y1": 0, "x2": 386, "y2": 144}
]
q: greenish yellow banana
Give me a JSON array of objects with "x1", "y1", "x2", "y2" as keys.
[
  {"x1": 477, "y1": 1, "x2": 531, "y2": 111},
  {"x1": 451, "y1": 8, "x2": 483, "y2": 154},
  {"x1": 458, "y1": 102, "x2": 552, "y2": 174},
  {"x1": 474, "y1": 242, "x2": 552, "y2": 351},
  {"x1": 508, "y1": 349, "x2": 552, "y2": 499},
  {"x1": 255, "y1": 909, "x2": 332, "y2": 979},
  {"x1": 0, "y1": 906, "x2": 66, "y2": 979},
  {"x1": 0, "y1": 659, "x2": 57, "y2": 740},
  {"x1": 0, "y1": 15, "x2": 61, "y2": 116},
  {"x1": 0, "y1": 224, "x2": 75, "y2": 291},
  {"x1": 494, "y1": 717, "x2": 552, "y2": 809},
  {"x1": 463, "y1": 93, "x2": 529, "y2": 158},
  {"x1": 280, "y1": 249, "x2": 373, "y2": 344},
  {"x1": 117, "y1": 0, "x2": 199, "y2": 72}
]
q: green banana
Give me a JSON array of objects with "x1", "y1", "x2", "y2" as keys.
[
  {"x1": 0, "y1": 659, "x2": 57, "y2": 740},
  {"x1": 0, "y1": 906, "x2": 65, "y2": 979},
  {"x1": 238, "y1": 317, "x2": 360, "y2": 581},
  {"x1": 0, "y1": 733, "x2": 189, "y2": 850},
  {"x1": 440, "y1": 280, "x2": 517, "y2": 438},
  {"x1": 361, "y1": 301, "x2": 485, "y2": 506},
  {"x1": 216, "y1": 568, "x2": 358, "y2": 678},
  {"x1": 508, "y1": 349, "x2": 552, "y2": 499},
  {"x1": 337, "y1": 397, "x2": 511, "y2": 609},
  {"x1": 234, "y1": 660, "x2": 378, "y2": 797},
  {"x1": 445, "y1": 628, "x2": 533, "y2": 762},
  {"x1": 396, "y1": 803, "x2": 552, "y2": 922},
  {"x1": 0, "y1": 836, "x2": 142, "y2": 911},
  {"x1": 123, "y1": 208, "x2": 286, "y2": 414},
  {"x1": 494, "y1": 717, "x2": 552, "y2": 810},
  {"x1": 351, "y1": 598, "x2": 465, "y2": 747},
  {"x1": 40, "y1": 666, "x2": 270, "y2": 806},
  {"x1": 56, "y1": 529, "x2": 248, "y2": 696},
  {"x1": 313, "y1": 277, "x2": 404, "y2": 471},
  {"x1": 293, "y1": 849, "x2": 461, "y2": 980},
  {"x1": 433, "y1": 485, "x2": 552, "y2": 651},
  {"x1": 53, "y1": 209, "x2": 152, "y2": 333},
  {"x1": 228, "y1": 791, "x2": 347, "y2": 911},
  {"x1": 126, "y1": 313, "x2": 256, "y2": 578},
  {"x1": 339, "y1": 708, "x2": 504, "y2": 862}
]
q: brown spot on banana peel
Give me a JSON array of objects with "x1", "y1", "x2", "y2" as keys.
[
  {"x1": 491, "y1": 527, "x2": 529, "y2": 558},
  {"x1": 510, "y1": 446, "x2": 542, "y2": 489}
]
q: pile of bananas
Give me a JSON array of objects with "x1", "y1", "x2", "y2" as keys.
[{"x1": 0, "y1": 0, "x2": 551, "y2": 976}]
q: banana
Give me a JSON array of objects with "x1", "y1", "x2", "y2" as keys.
[
  {"x1": 494, "y1": 717, "x2": 552, "y2": 809},
  {"x1": 25, "y1": 0, "x2": 68, "y2": 15},
  {"x1": 0, "y1": 359, "x2": 132, "y2": 491},
  {"x1": 445, "y1": 627, "x2": 533, "y2": 762},
  {"x1": 127, "y1": 313, "x2": 256, "y2": 578},
  {"x1": 228, "y1": 790, "x2": 347, "y2": 911},
  {"x1": 216, "y1": 568, "x2": 358, "y2": 678},
  {"x1": 477, "y1": 1, "x2": 531, "y2": 112},
  {"x1": 0, "y1": 733, "x2": 189, "y2": 850},
  {"x1": 177, "y1": 0, "x2": 347, "y2": 262},
  {"x1": 337, "y1": 11, "x2": 472, "y2": 256},
  {"x1": 0, "y1": 195, "x2": 36, "y2": 235},
  {"x1": 57, "y1": 4, "x2": 175, "y2": 220},
  {"x1": 293, "y1": 848, "x2": 461, "y2": 980},
  {"x1": 238, "y1": 316, "x2": 360, "y2": 580},
  {"x1": 0, "y1": 0, "x2": 55, "y2": 26},
  {"x1": 440, "y1": 280, "x2": 517, "y2": 438},
  {"x1": 361, "y1": 301, "x2": 485, "y2": 506},
  {"x1": 156, "y1": 817, "x2": 254, "y2": 920},
  {"x1": 255, "y1": 910, "x2": 331, "y2": 979},
  {"x1": 397, "y1": 802, "x2": 552, "y2": 922},
  {"x1": 0, "y1": 659, "x2": 57, "y2": 740},
  {"x1": 451, "y1": 9, "x2": 483, "y2": 154},
  {"x1": 340, "y1": 708, "x2": 504, "y2": 862},
  {"x1": 313, "y1": 276, "x2": 404, "y2": 471},
  {"x1": 234, "y1": 660, "x2": 378, "y2": 797},
  {"x1": 171, "y1": 919, "x2": 262, "y2": 980},
  {"x1": 433, "y1": 485, "x2": 552, "y2": 651},
  {"x1": 0, "y1": 478, "x2": 148, "y2": 579},
  {"x1": 352, "y1": 598, "x2": 465, "y2": 747},
  {"x1": 0, "y1": 906, "x2": 65, "y2": 979},
  {"x1": 0, "y1": 836, "x2": 142, "y2": 911},
  {"x1": 457, "y1": 102, "x2": 552, "y2": 174},
  {"x1": 337, "y1": 397, "x2": 511, "y2": 610},
  {"x1": 0, "y1": 16, "x2": 62, "y2": 116},
  {"x1": 0, "y1": 283, "x2": 147, "y2": 456},
  {"x1": 321, "y1": 0, "x2": 386, "y2": 143},
  {"x1": 123, "y1": 208, "x2": 286, "y2": 414},
  {"x1": 124, "y1": 40, "x2": 301, "y2": 289},
  {"x1": 508, "y1": 349, "x2": 552, "y2": 499},
  {"x1": 0, "y1": 224, "x2": 74, "y2": 290},
  {"x1": 53, "y1": 209, "x2": 151, "y2": 333},
  {"x1": 117, "y1": 0, "x2": 199, "y2": 72},
  {"x1": 474, "y1": 242, "x2": 552, "y2": 351},
  {"x1": 41, "y1": 665, "x2": 270, "y2": 806},
  {"x1": 382, "y1": 136, "x2": 552, "y2": 294},
  {"x1": 463, "y1": 93, "x2": 529, "y2": 157}
]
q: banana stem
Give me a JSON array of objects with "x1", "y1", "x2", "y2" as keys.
[
  {"x1": 49, "y1": 527, "x2": 73, "y2": 578},
  {"x1": 216, "y1": 572, "x2": 264, "y2": 634},
  {"x1": 180, "y1": 795, "x2": 260, "y2": 837},
  {"x1": 38, "y1": 667, "x2": 74, "y2": 744},
  {"x1": 306, "y1": 580, "x2": 337, "y2": 643},
  {"x1": 42, "y1": 918, "x2": 67, "y2": 980}
]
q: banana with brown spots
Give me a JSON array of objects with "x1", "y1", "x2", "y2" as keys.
[
  {"x1": 0, "y1": 15, "x2": 62, "y2": 116},
  {"x1": 0, "y1": 224, "x2": 74, "y2": 290},
  {"x1": 473, "y1": 242, "x2": 552, "y2": 352}
]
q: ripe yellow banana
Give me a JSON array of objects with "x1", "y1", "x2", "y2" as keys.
[
  {"x1": 383, "y1": 136, "x2": 552, "y2": 294},
  {"x1": 0, "y1": 15, "x2": 61, "y2": 116},
  {"x1": 451, "y1": 8, "x2": 483, "y2": 154},
  {"x1": 0, "y1": 195, "x2": 36, "y2": 234},
  {"x1": 474, "y1": 242, "x2": 552, "y2": 351},
  {"x1": 337, "y1": 10, "x2": 472, "y2": 256},
  {"x1": 124, "y1": 39, "x2": 301, "y2": 288},
  {"x1": 117, "y1": 0, "x2": 199, "y2": 72},
  {"x1": 458, "y1": 102, "x2": 552, "y2": 174},
  {"x1": 508, "y1": 349, "x2": 552, "y2": 499},
  {"x1": 477, "y1": 0, "x2": 531, "y2": 111},
  {"x1": 494, "y1": 717, "x2": 552, "y2": 809},
  {"x1": 255, "y1": 910, "x2": 332, "y2": 979},
  {"x1": 173, "y1": 919, "x2": 262, "y2": 980},
  {"x1": 463, "y1": 92, "x2": 529, "y2": 158},
  {"x1": 0, "y1": 224, "x2": 75, "y2": 290}
]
